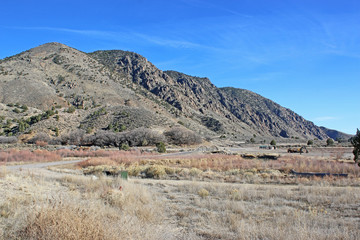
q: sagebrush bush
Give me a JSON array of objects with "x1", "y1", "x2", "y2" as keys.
[
  {"x1": 144, "y1": 165, "x2": 166, "y2": 178},
  {"x1": 198, "y1": 188, "x2": 209, "y2": 198}
]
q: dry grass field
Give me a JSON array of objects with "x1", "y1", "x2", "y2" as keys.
[{"x1": 1, "y1": 146, "x2": 360, "y2": 239}]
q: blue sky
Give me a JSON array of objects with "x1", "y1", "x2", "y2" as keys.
[{"x1": 1, "y1": 0, "x2": 359, "y2": 134}]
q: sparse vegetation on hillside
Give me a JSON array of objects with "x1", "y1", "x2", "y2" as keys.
[{"x1": 0, "y1": 42, "x2": 351, "y2": 140}]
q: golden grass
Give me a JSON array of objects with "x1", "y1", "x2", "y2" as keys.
[
  {"x1": 0, "y1": 171, "x2": 174, "y2": 240},
  {"x1": 17, "y1": 203, "x2": 107, "y2": 240},
  {"x1": 163, "y1": 180, "x2": 360, "y2": 239},
  {"x1": 1, "y1": 167, "x2": 359, "y2": 240}
]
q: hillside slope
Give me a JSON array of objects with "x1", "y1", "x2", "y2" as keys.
[
  {"x1": 90, "y1": 49, "x2": 330, "y2": 139},
  {"x1": 0, "y1": 42, "x2": 348, "y2": 141}
]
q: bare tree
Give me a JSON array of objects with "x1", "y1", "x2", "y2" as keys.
[{"x1": 164, "y1": 127, "x2": 202, "y2": 145}]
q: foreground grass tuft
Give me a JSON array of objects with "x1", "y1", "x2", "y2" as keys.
[{"x1": 18, "y1": 203, "x2": 106, "y2": 240}]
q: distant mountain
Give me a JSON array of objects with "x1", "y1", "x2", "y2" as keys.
[
  {"x1": 0, "y1": 42, "x2": 348, "y2": 141},
  {"x1": 319, "y1": 127, "x2": 352, "y2": 141}
]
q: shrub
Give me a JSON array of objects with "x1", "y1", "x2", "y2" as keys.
[
  {"x1": 21, "y1": 105, "x2": 28, "y2": 112},
  {"x1": 66, "y1": 106, "x2": 76, "y2": 113},
  {"x1": 189, "y1": 167, "x2": 202, "y2": 176},
  {"x1": 17, "y1": 204, "x2": 106, "y2": 239},
  {"x1": 156, "y1": 142, "x2": 166, "y2": 153},
  {"x1": 270, "y1": 139, "x2": 276, "y2": 146},
  {"x1": 101, "y1": 189, "x2": 125, "y2": 209},
  {"x1": 54, "y1": 127, "x2": 59, "y2": 137},
  {"x1": 307, "y1": 140, "x2": 314, "y2": 146},
  {"x1": 119, "y1": 143, "x2": 130, "y2": 151},
  {"x1": 144, "y1": 165, "x2": 166, "y2": 178},
  {"x1": 326, "y1": 138, "x2": 334, "y2": 146},
  {"x1": 164, "y1": 127, "x2": 202, "y2": 145},
  {"x1": 198, "y1": 188, "x2": 209, "y2": 198}
]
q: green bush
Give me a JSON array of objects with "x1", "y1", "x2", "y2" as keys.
[
  {"x1": 119, "y1": 143, "x2": 130, "y2": 151},
  {"x1": 156, "y1": 142, "x2": 166, "y2": 153},
  {"x1": 67, "y1": 106, "x2": 76, "y2": 113},
  {"x1": 326, "y1": 138, "x2": 334, "y2": 146}
]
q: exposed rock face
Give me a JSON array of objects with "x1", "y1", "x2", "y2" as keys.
[
  {"x1": 219, "y1": 87, "x2": 328, "y2": 139},
  {"x1": 0, "y1": 42, "x2": 347, "y2": 140},
  {"x1": 91, "y1": 50, "x2": 330, "y2": 139}
]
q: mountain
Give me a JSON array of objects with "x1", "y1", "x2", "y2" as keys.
[
  {"x1": 0, "y1": 42, "x2": 348, "y2": 142},
  {"x1": 319, "y1": 127, "x2": 352, "y2": 141}
]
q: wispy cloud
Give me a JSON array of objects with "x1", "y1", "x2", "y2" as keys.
[
  {"x1": 8, "y1": 26, "x2": 116, "y2": 38},
  {"x1": 7, "y1": 25, "x2": 214, "y2": 51},
  {"x1": 133, "y1": 32, "x2": 205, "y2": 49},
  {"x1": 314, "y1": 116, "x2": 337, "y2": 122}
]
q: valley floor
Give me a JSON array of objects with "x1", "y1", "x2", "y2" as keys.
[{"x1": 1, "y1": 157, "x2": 359, "y2": 240}]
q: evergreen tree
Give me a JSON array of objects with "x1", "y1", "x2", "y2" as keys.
[{"x1": 351, "y1": 128, "x2": 360, "y2": 166}]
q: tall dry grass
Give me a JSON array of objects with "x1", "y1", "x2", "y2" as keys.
[
  {"x1": 163, "y1": 180, "x2": 360, "y2": 239},
  {"x1": 0, "y1": 171, "x2": 180, "y2": 240},
  {"x1": 17, "y1": 203, "x2": 107, "y2": 240},
  {"x1": 1, "y1": 165, "x2": 359, "y2": 239}
]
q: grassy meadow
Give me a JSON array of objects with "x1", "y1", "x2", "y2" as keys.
[{"x1": 1, "y1": 147, "x2": 359, "y2": 239}]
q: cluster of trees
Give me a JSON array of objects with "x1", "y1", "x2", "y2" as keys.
[
  {"x1": 27, "y1": 127, "x2": 202, "y2": 148},
  {"x1": 1, "y1": 108, "x2": 58, "y2": 136}
]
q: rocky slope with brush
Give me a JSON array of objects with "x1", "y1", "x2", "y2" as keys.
[{"x1": 0, "y1": 42, "x2": 348, "y2": 142}]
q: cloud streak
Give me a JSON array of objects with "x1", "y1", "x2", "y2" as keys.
[
  {"x1": 7, "y1": 26, "x2": 213, "y2": 51},
  {"x1": 8, "y1": 26, "x2": 116, "y2": 38},
  {"x1": 314, "y1": 116, "x2": 337, "y2": 122}
]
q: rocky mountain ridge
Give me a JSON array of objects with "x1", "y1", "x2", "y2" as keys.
[{"x1": 0, "y1": 42, "x2": 351, "y2": 142}]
